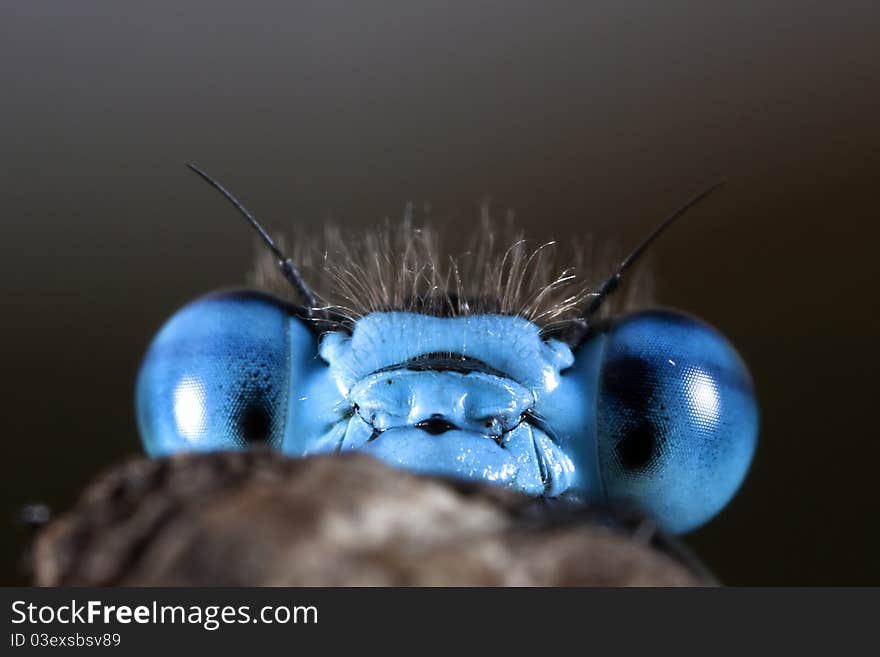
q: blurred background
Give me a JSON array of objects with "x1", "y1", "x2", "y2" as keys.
[{"x1": 1, "y1": 1, "x2": 877, "y2": 585}]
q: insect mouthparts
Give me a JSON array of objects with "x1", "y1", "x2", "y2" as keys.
[{"x1": 415, "y1": 416, "x2": 459, "y2": 435}]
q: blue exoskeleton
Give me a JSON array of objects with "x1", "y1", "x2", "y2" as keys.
[{"x1": 136, "y1": 166, "x2": 758, "y2": 533}]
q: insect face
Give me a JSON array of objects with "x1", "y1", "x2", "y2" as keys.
[
  {"x1": 314, "y1": 312, "x2": 579, "y2": 496},
  {"x1": 137, "y1": 294, "x2": 757, "y2": 533},
  {"x1": 135, "y1": 167, "x2": 758, "y2": 533}
]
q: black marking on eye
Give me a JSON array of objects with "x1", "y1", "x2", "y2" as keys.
[
  {"x1": 601, "y1": 355, "x2": 667, "y2": 472},
  {"x1": 602, "y1": 356, "x2": 653, "y2": 412},
  {"x1": 238, "y1": 401, "x2": 272, "y2": 444},
  {"x1": 616, "y1": 420, "x2": 659, "y2": 470}
]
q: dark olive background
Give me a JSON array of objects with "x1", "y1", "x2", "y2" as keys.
[{"x1": 1, "y1": 1, "x2": 877, "y2": 585}]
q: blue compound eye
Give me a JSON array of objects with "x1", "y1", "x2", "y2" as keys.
[
  {"x1": 136, "y1": 290, "x2": 303, "y2": 456},
  {"x1": 596, "y1": 309, "x2": 758, "y2": 533}
]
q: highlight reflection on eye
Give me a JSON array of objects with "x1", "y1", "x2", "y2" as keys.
[
  {"x1": 684, "y1": 367, "x2": 721, "y2": 430},
  {"x1": 173, "y1": 376, "x2": 207, "y2": 440}
]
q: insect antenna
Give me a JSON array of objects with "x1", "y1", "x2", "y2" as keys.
[
  {"x1": 185, "y1": 163, "x2": 320, "y2": 312},
  {"x1": 582, "y1": 180, "x2": 726, "y2": 320}
]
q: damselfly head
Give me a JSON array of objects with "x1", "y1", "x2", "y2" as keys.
[{"x1": 134, "y1": 168, "x2": 756, "y2": 534}]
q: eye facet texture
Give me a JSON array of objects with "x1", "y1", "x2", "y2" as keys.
[
  {"x1": 136, "y1": 291, "x2": 294, "y2": 455},
  {"x1": 596, "y1": 310, "x2": 758, "y2": 533}
]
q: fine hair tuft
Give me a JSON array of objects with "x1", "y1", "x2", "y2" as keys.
[{"x1": 251, "y1": 204, "x2": 652, "y2": 333}]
